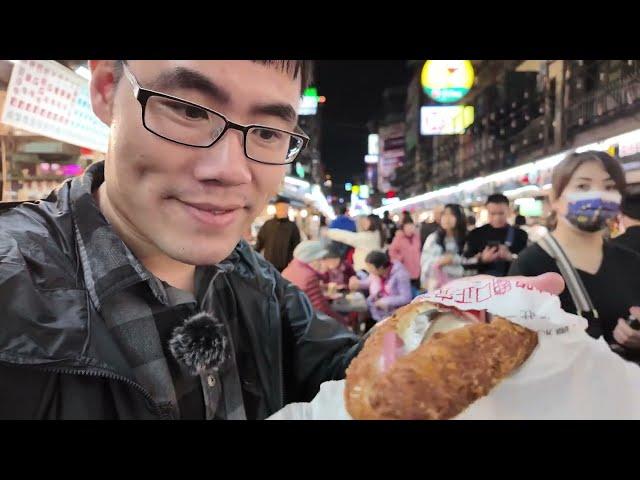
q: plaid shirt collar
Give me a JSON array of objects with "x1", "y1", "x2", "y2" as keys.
[{"x1": 69, "y1": 161, "x2": 161, "y2": 312}]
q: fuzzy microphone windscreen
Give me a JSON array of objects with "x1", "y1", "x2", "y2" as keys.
[{"x1": 169, "y1": 312, "x2": 230, "y2": 376}]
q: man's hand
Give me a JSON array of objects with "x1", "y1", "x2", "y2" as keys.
[
  {"x1": 348, "y1": 276, "x2": 361, "y2": 292},
  {"x1": 613, "y1": 307, "x2": 640, "y2": 350},
  {"x1": 479, "y1": 246, "x2": 500, "y2": 264},
  {"x1": 497, "y1": 244, "x2": 513, "y2": 261}
]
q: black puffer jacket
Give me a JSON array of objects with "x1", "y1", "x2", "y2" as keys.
[{"x1": 0, "y1": 180, "x2": 362, "y2": 419}]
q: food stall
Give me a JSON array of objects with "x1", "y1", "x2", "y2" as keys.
[{"x1": 0, "y1": 60, "x2": 108, "y2": 202}]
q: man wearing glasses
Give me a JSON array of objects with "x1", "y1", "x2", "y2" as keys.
[{"x1": 0, "y1": 61, "x2": 362, "y2": 419}]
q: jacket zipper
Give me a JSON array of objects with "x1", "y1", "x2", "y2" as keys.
[
  {"x1": 271, "y1": 297, "x2": 284, "y2": 409},
  {"x1": 6, "y1": 362, "x2": 170, "y2": 419},
  {"x1": 279, "y1": 337, "x2": 284, "y2": 408}
]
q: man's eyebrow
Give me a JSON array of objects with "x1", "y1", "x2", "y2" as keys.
[
  {"x1": 148, "y1": 67, "x2": 231, "y2": 104},
  {"x1": 249, "y1": 103, "x2": 297, "y2": 124}
]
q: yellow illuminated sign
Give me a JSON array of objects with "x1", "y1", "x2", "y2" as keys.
[{"x1": 421, "y1": 60, "x2": 475, "y2": 104}]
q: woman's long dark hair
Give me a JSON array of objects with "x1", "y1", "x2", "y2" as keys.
[
  {"x1": 436, "y1": 204, "x2": 467, "y2": 254},
  {"x1": 366, "y1": 214, "x2": 386, "y2": 248}
]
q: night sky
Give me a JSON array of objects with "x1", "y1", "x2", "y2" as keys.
[{"x1": 314, "y1": 60, "x2": 409, "y2": 192}]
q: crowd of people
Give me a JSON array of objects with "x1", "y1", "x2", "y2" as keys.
[{"x1": 255, "y1": 151, "x2": 640, "y2": 366}]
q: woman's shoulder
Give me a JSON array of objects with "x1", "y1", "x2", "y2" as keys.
[
  {"x1": 510, "y1": 242, "x2": 555, "y2": 275},
  {"x1": 518, "y1": 242, "x2": 549, "y2": 259},
  {"x1": 423, "y1": 231, "x2": 440, "y2": 247}
]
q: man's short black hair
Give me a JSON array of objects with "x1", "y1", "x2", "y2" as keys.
[
  {"x1": 339, "y1": 205, "x2": 348, "y2": 215},
  {"x1": 113, "y1": 60, "x2": 313, "y2": 93},
  {"x1": 515, "y1": 214, "x2": 526, "y2": 226},
  {"x1": 486, "y1": 193, "x2": 510, "y2": 206}
]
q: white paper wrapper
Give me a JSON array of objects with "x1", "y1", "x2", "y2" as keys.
[
  {"x1": 268, "y1": 277, "x2": 640, "y2": 420},
  {"x1": 267, "y1": 380, "x2": 352, "y2": 420}
]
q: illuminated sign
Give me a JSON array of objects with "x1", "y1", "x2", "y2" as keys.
[
  {"x1": 420, "y1": 105, "x2": 474, "y2": 135},
  {"x1": 619, "y1": 132, "x2": 640, "y2": 158},
  {"x1": 515, "y1": 198, "x2": 544, "y2": 217},
  {"x1": 421, "y1": 60, "x2": 475, "y2": 104},
  {"x1": 1, "y1": 60, "x2": 109, "y2": 152},
  {"x1": 298, "y1": 86, "x2": 321, "y2": 116},
  {"x1": 382, "y1": 197, "x2": 400, "y2": 206},
  {"x1": 368, "y1": 134, "x2": 379, "y2": 155},
  {"x1": 345, "y1": 182, "x2": 352, "y2": 192},
  {"x1": 364, "y1": 154, "x2": 378, "y2": 164},
  {"x1": 350, "y1": 192, "x2": 371, "y2": 215}
]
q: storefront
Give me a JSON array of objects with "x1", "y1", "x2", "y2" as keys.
[
  {"x1": 374, "y1": 128, "x2": 640, "y2": 225},
  {"x1": 374, "y1": 152, "x2": 568, "y2": 224},
  {"x1": 0, "y1": 60, "x2": 107, "y2": 202}
]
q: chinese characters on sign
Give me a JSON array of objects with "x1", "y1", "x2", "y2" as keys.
[
  {"x1": 420, "y1": 105, "x2": 475, "y2": 135},
  {"x1": 0, "y1": 60, "x2": 109, "y2": 152},
  {"x1": 433, "y1": 278, "x2": 514, "y2": 304}
]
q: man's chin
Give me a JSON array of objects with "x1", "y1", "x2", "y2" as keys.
[{"x1": 162, "y1": 241, "x2": 239, "y2": 267}]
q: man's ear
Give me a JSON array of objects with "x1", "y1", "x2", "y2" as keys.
[{"x1": 88, "y1": 60, "x2": 120, "y2": 125}]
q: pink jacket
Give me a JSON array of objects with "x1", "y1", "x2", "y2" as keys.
[
  {"x1": 282, "y1": 259, "x2": 346, "y2": 324},
  {"x1": 389, "y1": 230, "x2": 422, "y2": 280}
]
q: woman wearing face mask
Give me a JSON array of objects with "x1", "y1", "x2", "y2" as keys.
[
  {"x1": 420, "y1": 203, "x2": 470, "y2": 291},
  {"x1": 509, "y1": 151, "x2": 640, "y2": 362},
  {"x1": 389, "y1": 217, "x2": 422, "y2": 291}
]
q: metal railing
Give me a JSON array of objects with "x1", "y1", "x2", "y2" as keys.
[{"x1": 566, "y1": 74, "x2": 640, "y2": 133}]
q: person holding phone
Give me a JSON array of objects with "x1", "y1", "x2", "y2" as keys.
[{"x1": 463, "y1": 193, "x2": 529, "y2": 276}]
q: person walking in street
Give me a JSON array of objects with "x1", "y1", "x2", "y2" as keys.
[{"x1": 255, "y1": 196, "x2": 301, "y2": 272}]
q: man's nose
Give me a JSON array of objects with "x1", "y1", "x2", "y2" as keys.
[{"x1": 192, "y1": 129, "x2": 253, "y2": 186}]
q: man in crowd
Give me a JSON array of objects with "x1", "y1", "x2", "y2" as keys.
[
  {"x1": 420, "y1": 205, "x2": 444, "y2": 247},
  {"x1": 329, "y1": 205, "x2": 356, "y2": 258},
  {"x1": 382, "y1": 210, "x2": 398, "y2": 246},
  {"x1": 464, "y1": 193, "x2": 528, "y2": 276},
  {"x1": 255, "y1": 195, "x2": 301, "y2": 272},
  {"x1": 613, "y1": 183, "x2": 640, "y2": 256},
  {"x1": 0, "y1": 60, "x2": 360, "y2": 420}
]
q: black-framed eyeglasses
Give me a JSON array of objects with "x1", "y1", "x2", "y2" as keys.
[{"x1": 122, "y1": 63, "x2": 309, "y2": 165}]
